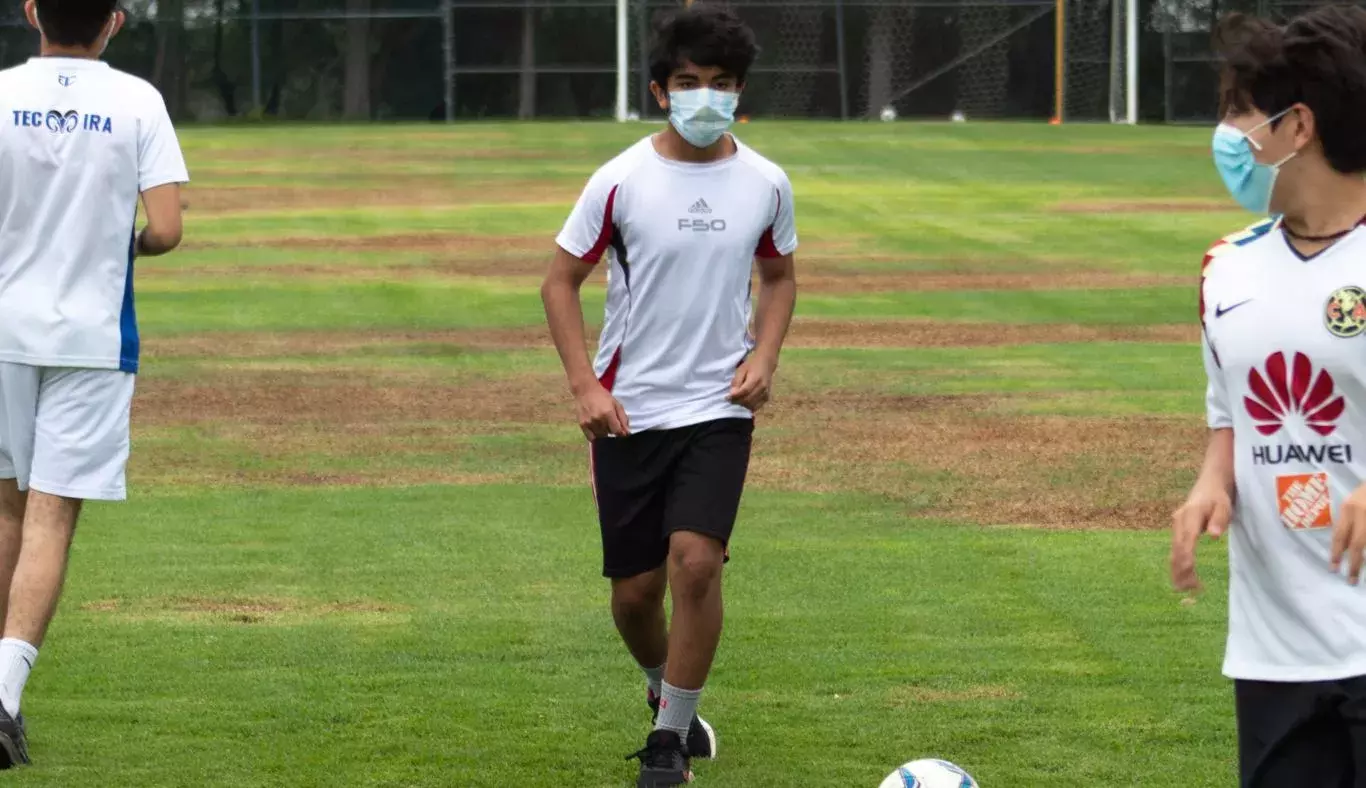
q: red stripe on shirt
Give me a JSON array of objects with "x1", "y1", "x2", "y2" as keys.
[
  {"x1": 755, "y1": 188, "x2": 783, "y2": 258},
  {"x1": 582, "y1": 185, "x2": 620, "y2": 264},
  {"x1": 1198, "y1": 243, "x2": 1225, "y2": 323},
  {"x1": 599, "y1": 346, "x2": 623, "y2": 392}
]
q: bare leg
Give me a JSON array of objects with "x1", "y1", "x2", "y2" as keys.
[
  {"x1": 0, "y1": 484, "x2": 24, "y2": 630},
  {"x1": 663, "y1": 531, "x2": 725, "y2": 691},
  {"x1": 611, "y1": 566, "x2": 669, "y2": 672},
  {"x1": 5, "y1": 491, "x2": 80, "y2": 647}
]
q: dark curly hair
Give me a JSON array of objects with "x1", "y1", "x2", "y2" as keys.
[
  {"x1": 1215, "y1": 5, "x2": 1366, "y2": 174},
  {"x1": 648, "y1": 4, "x2": 759, "y2": 88},
  {"x1": 35, "y1": 0, "x2": 117, "y2": 48}
]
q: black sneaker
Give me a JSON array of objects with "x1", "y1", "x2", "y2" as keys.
[
  {"x1": 0, "y1": 709, "x2": 29, "y2": 768},
  {"x1": 648, "y1": 691, "x2": 717, "y2": 760},
  {"x1": 627, "y1": 729, "x2": 691, "y2": 787}
]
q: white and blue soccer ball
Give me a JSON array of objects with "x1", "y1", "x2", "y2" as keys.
[
  {"x1": 879, "y1": 105, "x2": 898, "y2": 122},
  {"x1": 878, "y1": 759, "x2": 979, "y2": 788}
]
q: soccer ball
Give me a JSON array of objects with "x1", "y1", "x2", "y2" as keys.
[
  {"x1": 878, "y1": 759, "x2": 979, "y2": 788},
  {"x1": 880, "y1": 105, "x2": 897, "y2": 122},
  {"x1": 951, "y1": 110, "x2": 967, "y2": 123}
]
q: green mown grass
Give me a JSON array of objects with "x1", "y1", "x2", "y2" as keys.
[{"x1": 13, "y1": 121, "x2": 1242, "y2": 787}]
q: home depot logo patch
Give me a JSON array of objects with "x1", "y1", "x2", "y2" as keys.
[{"x1": 1277, "y1": 472, "x2": 1332, "y2": 530}]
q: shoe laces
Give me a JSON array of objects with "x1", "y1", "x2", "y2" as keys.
[{"x1": 626, "y1": 734, "x2": 685, "y2": 769}]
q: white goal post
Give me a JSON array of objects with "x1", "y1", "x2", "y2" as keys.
[{"x1": 613, "y1": 0, "x2": 1140, "y2": 124}]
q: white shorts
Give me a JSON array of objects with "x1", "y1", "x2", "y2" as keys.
[{"x1": 0, "y1": 364, "x2": 135, "y2": 501}]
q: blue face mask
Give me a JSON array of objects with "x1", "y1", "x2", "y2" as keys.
[
  {"x1": 1212, "y1": 109, "x2": 1297, "y2": 215},
  {"x1": 668, "y1": 88, "x2": 739, "y2": 149}
]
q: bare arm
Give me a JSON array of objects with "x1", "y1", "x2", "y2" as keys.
[
  {"x1": 1171, "y1": 427, "x2": 1235, "y2": 590},
  {"x1": 137, "y1": 183, "x2": 183, "y2": 256},
  {"x1": 729, "y1": 254, "x2": 797, "y2": 411},
  {"x1": 541, "y1": 247, "x2": 628, "y2": 437},
  {"x1": 1194, "y1": 428, "x2": 1236, "y2": 496},
  {"x1": 750, "y1": 253, "x2": 797, "y2": 368}
]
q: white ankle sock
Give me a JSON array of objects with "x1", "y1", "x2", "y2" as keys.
[
  {"x1": 0, "y1": 639, "x2": 37, "y2": 718},
  {"x1": 654, "y1": 681, "x2": 702, "y2": 736}
]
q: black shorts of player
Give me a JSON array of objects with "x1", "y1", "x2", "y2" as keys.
[
  {"x1": 589, "y1": 417, "x2": 753, "y2": 579},
  {"x1": 1236, "y1": 676, "x2": 1366, "y2": 787}
]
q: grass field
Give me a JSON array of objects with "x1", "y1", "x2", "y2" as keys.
[{"x1": 13, "y1": 121, "x2": 1245, "y2": 786}]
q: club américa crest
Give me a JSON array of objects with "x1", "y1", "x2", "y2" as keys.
[{"x1": 1325, "y1": 285, "x2": 1366, "y2": 338}]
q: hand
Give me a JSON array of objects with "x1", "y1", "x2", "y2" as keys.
[
  {"x1": 729, "y1": 354, "x2": 776, "y2": 412},
  {"x1": 575, "y1": 382, "x2": 629, "y2": 440},
  {"x1": 1171, "y1": 483, "x2": 1233, "y2": 592},
  {"x1": 1331, "y1": 484, "x2": 1366, "y2": 584}
]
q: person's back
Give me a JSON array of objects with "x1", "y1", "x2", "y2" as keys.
[
  {"x1": 0, "y1": 55, "x2": 183, "y2": 371},
  {"x1": 0, "y1": 0, "x2": 186, "y2": 769}
]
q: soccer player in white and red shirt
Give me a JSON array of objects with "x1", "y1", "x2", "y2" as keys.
[
  {"x1": 0, "y1": 0, "x2": 187, "y2": 766},
  {"x1": 1174, "y1": 7, "x2": 1366, "y2": 785},
  {"x1": 541, "y1": 6, "x2": 796, "y2": 786}
]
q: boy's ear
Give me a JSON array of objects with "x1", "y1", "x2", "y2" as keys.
[
  {"x1": 24, "y1": 0, "x2": 40, "y2": 34},
  {"x1": 107, "y1": 10, "x2": 127, "y2": 40}
]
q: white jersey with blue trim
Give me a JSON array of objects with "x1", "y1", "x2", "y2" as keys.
[
  {"x1": 1202, "y1": 217, "x2": 1366, "y2": 681},
  {"x1": 0, "y1": 57, "x2": 189, "y2": 374}
]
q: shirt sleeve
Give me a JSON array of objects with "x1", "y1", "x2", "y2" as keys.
[
  {"x1": 137, "y1": 89, "x2": 189, "y2": 192},
  {"x1": 755, "y1": 172, "x2": 797, "y2": 259},
  {"x1": 1203, "y1": 332, "x2": 1233, "y2": 429},
  {"x1": 1201, "y1": 274, "x2": 1233, "y2": 429},
  {"x1": 555, "y1": 174, "x2": 618, "y2": 264}
]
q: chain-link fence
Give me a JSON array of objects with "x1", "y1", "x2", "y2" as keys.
[{"x1": 2, "y1": 0, "x2": 1351, "y2": 122}]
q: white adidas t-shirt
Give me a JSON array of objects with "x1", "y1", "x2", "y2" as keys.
[
  {"x1": 557, "y1": 135, "x2": 798, "y2": 432},
  {"x1": 1202, "y1": 218, "x2": 1366, "y2": 681},
  {"x1": 0, "y1": 57, "x2": 189, "y2": 374}
]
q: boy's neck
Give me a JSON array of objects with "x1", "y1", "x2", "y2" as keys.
[
  {"x1": 654, "y1": 125, "x2": 735, "y2": 164},
  {"x1": 38, "y1": 40, "x2": 101, "y2": 60},
  {"x1": 1281, "y1": 169, "x2": 1366, "y2": 238}
]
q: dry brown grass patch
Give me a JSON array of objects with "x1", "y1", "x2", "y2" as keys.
[
  {"x1": 184, "y1": 181, "x2": 575, "y2": 214},
  {"x1": 147, "y1": 322, "x2": 1195, "y2": 360},
  {"x1": 83, "y1": 595, "x2": 411, "y2": 624},
  {"x1": 134, "y1": 369, "x2": 570, "y2": 428},
  {"x1": 147, "y1": 328, "x2": 554, "y2": 359},
  {"x1": 887, "y1": 684, "x2": 1022, "y2": 705},
  {"x1": 787, "y1": 320, "x2": 1196, "y2": 348},
  {"x1": 798, "y1": 271, "x2": 1182, "y2": 293},
  {"x1": 145, "y1": 328, "x2": 544, "y2": 359},
  {"x1": 185, "y1": 233, "x2": 548, "y2": 257},
  {"x1": 1051, "y1": 199, "x2": 1228, "y2": 214},
  {"x1": 754, "y1": 393, "x2": 1203, "y2": 529}
]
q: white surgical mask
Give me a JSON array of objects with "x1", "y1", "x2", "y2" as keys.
[
  {"x1": 1211, "y1": 108, "x2": 1297, "y2": 215},
  {"x1": 667, "y1": 88, "x2": 739, "y2": 148}
]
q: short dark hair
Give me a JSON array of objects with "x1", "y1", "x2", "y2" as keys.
[
  {"x1": 35, "y1": 0, "x2": 116, "y2": 48},
  {"x1": 1215, "y1": 5, "x2": 1366, "y2": 174},
  {"x1": 648, "y1": 4, "x2": 759, "y2": 88}
]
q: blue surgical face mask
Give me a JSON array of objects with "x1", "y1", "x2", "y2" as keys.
[
  {"x1": 1212, "y1": 109, "x2": 1297, "y2": 214},
  {"x1": 668, "y1": 88, "x2": 739, "y2": 149}
]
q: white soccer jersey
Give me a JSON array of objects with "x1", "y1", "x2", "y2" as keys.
[
  {"x1": 1202, "y1": 217, "x2": 1366, "y2": 681},
  {"x1": 0, "y1": 57, "x2": 189, "y2": 374},
  {"x1": 556, "y1": 135, "x2": 798, "y2": 432}
]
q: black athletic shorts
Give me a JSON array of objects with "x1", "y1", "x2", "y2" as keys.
[
  {"x1": 589, "y1": 417, "x2": 753, "y2": 579},
  {"x1": 1236, "y1": 676, "x2": 1366, "y2": 787}
]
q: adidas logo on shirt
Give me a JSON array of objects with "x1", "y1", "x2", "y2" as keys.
[{"x1": 688, "y1": 198, "x2": 712, "y2": 214}]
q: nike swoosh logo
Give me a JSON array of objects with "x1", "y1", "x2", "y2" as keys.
[{"x1": 1215, "y1": 299, "x2": 1253, "y2": 318}]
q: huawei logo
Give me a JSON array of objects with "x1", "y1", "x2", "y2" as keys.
[{"x1": 1245, "y1": 352, "x2": 1345, "y2": 436}]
